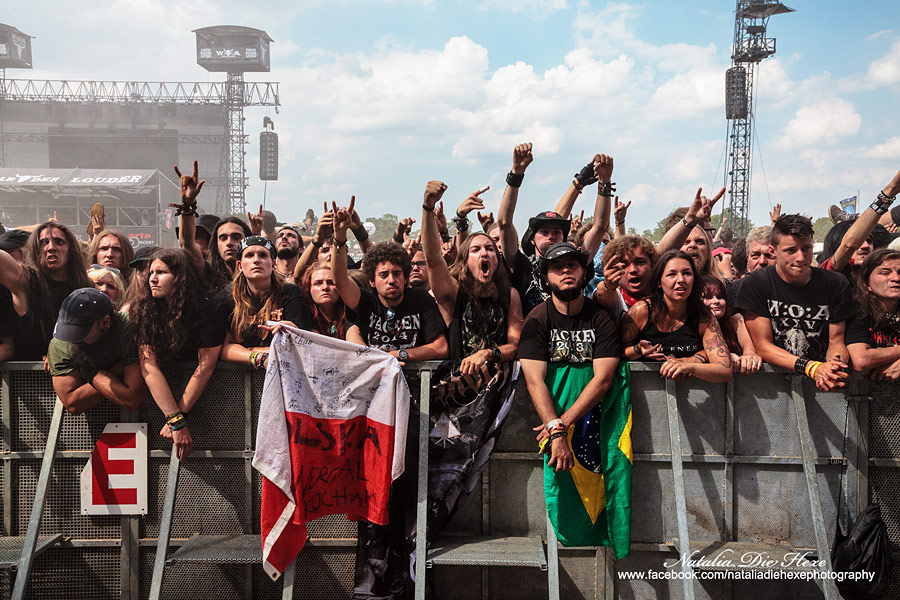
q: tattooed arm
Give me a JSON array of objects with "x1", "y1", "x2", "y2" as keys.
[{"x1": 660, "y1": 316, "x2": 732, "y2": 382}]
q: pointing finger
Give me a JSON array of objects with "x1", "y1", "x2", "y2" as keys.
[{"x1": 349, "y1": 195, "x2": 355, "y2": 214}]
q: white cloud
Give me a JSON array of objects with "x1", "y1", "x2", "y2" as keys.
[
  {"x1": 866, "y1": 40, "x2": 900, "y2": 87},
  {"x1": 863, "y1": 136, "x2": 900, "y2": 159},
  {"x1": 774, "y1": 98, "x2": 861, "y2": 150}
]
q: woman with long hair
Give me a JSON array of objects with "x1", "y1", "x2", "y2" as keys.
[
  {"x1": 220, "y1": 236, "x2": 310, "y2": 369},
  {"x1": 620, "y1": 249, "x2": 732, "y2": 382},
  {"x1": 847, "y1": 248, "x2": 900, "y2": 376},
  {"x1": 87, "y1": 264, "x2": 127, "y2": 308},
  {"x1": 700, "y1": 275, "x2": 761, "y2": 374},
  {"x1": 129, "y1": 248, "x2": 228, "y2": 459},
  {"x1": 298, "y1": 260, "x2": 347, "y2": 338}
]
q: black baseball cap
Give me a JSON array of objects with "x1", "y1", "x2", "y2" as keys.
[
  {"x1": 540, "y1": 242, "x2": 594, "y2": 280},
  {"x1": 522, "y1": 211, "x2": 571, "y2": 256},
  {"x1": 129, "y1": 245, "x2": 157, "y2": 266},
  {"x1": 175, "y1": 213, "x2": 220, "y2": 239},
  {"x1": 53, "y1": 288, "x2": 112, "y2": 343},
  {"x1": 0, "y1": 229, "x2": 30, "y2": 251}
]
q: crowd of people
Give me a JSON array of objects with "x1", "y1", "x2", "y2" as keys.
[{"x1": 1, "y1": 149, "x2": 900, "y2": 597}]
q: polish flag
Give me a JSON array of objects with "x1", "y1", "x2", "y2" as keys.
[{"x1": 253, "y1": 326, "x2": 410, "y2": 580}]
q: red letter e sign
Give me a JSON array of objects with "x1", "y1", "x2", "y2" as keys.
[{"x1": 80, "y1": 423, "x2": 147, "y2": 515}]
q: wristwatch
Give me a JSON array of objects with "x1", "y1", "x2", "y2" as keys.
[
  {"x1": 489, "y1": 347, "x2": 502, "y2": 363},
  {"x1": 398, "y1": 349, "x2": 409, "y2": 361}
]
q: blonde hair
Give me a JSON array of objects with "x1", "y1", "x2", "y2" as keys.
[{"x1": 87, "y1": 266, "x2": 126, "y2": 307}]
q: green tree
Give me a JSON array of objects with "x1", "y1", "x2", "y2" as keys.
[
  {"x1": 812, "y1": 217, "x2": 832, "y2": 243},
  {"x1": 364, "y1": 213, "x2": 399, "y2": 244}
]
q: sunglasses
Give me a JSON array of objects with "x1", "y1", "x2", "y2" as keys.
[{"x1": 88, "y1": 264, "x2": 122, "y2": 277}]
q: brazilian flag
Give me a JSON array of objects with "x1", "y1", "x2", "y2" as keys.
[{"x1": 543, "y1": 360, "x2": 632, "y2": 559}]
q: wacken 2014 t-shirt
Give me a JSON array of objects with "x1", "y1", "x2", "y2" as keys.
[
  {"x1": 735, "y1": 265, "x2": 853, "y2": 362},
  {"x1": 517, "y1": 299, "x2": 620, "y2": 364},
  {"x1": 353, "y1": 287, "x2": 446, "y2": 351}
]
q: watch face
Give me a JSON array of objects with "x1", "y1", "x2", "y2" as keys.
[{"x1": 399, "y1": 350, "x2": 409, "y2": 360}]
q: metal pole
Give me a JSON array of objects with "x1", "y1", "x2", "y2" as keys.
[
  {"x1": 414, "y1": 368, "x2": 431, "y2": 600},
  {"x1": 665, "y1": 379, "x2": 695, "y2": 600},
  {"x1": 791, "y1": 377, "x2": 839, "y2": 600},
  {"x1": 11, "y1": 399, "x2": 64, "y2": 600},
  {"x1": 148, "y1": 446, "x2": 182, "y2": 600}
]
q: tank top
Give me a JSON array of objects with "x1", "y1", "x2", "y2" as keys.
[{"x1": 641, "y1": 313, "x2": 703, "y2": 358}]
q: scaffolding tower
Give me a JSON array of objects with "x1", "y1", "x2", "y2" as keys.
[{"x1": 725, "y1": 0, "x2": 793, "y2": 236}]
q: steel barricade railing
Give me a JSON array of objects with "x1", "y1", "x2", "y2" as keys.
[{"x1": 0, "y1": 360, "x2": 887, "y2": 600}]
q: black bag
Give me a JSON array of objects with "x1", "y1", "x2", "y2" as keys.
[
  {"x1": 831, "y1": 401, "x2": 893, "y2": 599},
  {"x1": 831, "y1": 504, "x2": 892, "y2": 600}
]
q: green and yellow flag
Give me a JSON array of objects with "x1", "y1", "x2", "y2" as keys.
[{"x1": 543, "y1": 360, "x2": 632, "y2": 559}]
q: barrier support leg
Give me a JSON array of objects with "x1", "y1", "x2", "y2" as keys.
[
  {"x1": 414, "y1": 369, "x2": 432, "y2": 600},
  {"x1": 11, "y1": 398, "x2": 64, "y2": 600},
  {"x1": 791, "y1": 377, "x2": 839, "y2": 600},
  {"x1": 664, "y1": 380, "x2": 695, "y2": 600},
  {"x1": 546, "y1": 513, "x2": 560, "y2": 600},
  {"x1": 280, "y1": 556, "x2": 296, "y2": 600},
  {"x1": 149, "y1": 445, "x2": 182, "y2": 600}
]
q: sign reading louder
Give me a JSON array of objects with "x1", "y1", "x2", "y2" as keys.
[{"x1": 80, "y1": 423, "x2": 148, "y2": 515}]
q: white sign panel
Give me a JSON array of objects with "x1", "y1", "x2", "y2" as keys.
[{"x1": 80, "y1": 423, "x2": 148, "y2": 515}]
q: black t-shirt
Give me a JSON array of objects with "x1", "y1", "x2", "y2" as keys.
[
  {"x1": 449, "y1": 291, "x2": 508, "y2": 359},
  {"x1": 845, "y1": 314, "x2": 900, "y2": 348},
  {"x1": 510, "y1": 251, "x2": 548, "y2": 317},
  {"x1": 12, "y1": 271, "x2": 79, "y2": 360},
  {"x1": 641, "y1": 313, "x2": 703, "y2": 358},
  {"x1": 172, "y1": 291, "x2": 231, "y2": 360},
  {"x1": 0, "y1": 285, "x2": 13, "y2": 338},
  {"x1": 353, "y1": 287, "x2": 446, "y2": 351},
  {"x1": 735, "y1": 265, "x2": 853, "y2": 361},
  {"x1": 518, "y1": 299, "x2": 620, "y2": 364},
  {"x1": 225, "y1": 283, "x2": 311, "y2": 348}
]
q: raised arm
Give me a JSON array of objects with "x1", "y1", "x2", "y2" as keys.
[
  {"x1": 613, "y1": 197, "x2": 631, "y2": 239},
  {"x1": 421, "y1": 181, "x2": 458, "y2": 319},
  {"x1": 331, "y1": 198, "x2": 362, "y2": 311},
  {"x1": 498, "y1": 143, "x2": 533, "y2": 270},
  {"x1": 174, "y1": 161, "x2": 206, "y2": 270},
  {"x1": 831, "y1": 168, "x2": 900, "y2": 271},
  {"x1": 0, "y1": 248, "x2": 27, "y2": 309},
  {"x1": 554, "y1": 158, "x2": 598, "y2": 218},
  {"x1": 455, "y1": 189, "x2": 489, "y2": 250},
  {"x1": 582, "y1": 154, "x2": 614, "y2": 257},
  {"x1": 293, "y1": 204, "x2": 333, "y2": 282},
  {"x1": 657, "y1": 187, "x2": 724, "y2": 255},
  {"x1": 348, "y1": 205, "x2": 375, "y2": 255}
]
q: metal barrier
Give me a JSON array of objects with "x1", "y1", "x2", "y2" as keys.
[{"x1": 0, "y1": 360, "x2": 895, "y2": 599}]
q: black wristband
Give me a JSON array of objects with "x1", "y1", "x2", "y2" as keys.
[
  {"x1": 351, "y1": 225, "x2": 369, "y2": 242},
  {"x1": 312, "y1": 240, "x2": 323, "y2": 248},
  {"x1": 506, "y1": 171, "x2": 524, "y2": 188},
  {"x1": 870, "y1": 191, "x2": 896, "y2": 215},
  {"x1": 454, "y1": 215, "x2": 469, "y2": 232},
  {"x1": 422, "y1": 204, "x2": 435, "y2": 213},
  {"x1": 794, "y1": 357, "x2": 810, "y2": 374},
  {"x1": 333, "y1": 238, "x2": 347, "y2": 249},
  {"x1": 598, "y1": 181, "x2": 616, "y2": 197}
]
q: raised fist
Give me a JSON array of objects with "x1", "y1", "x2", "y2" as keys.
[
  {"x1": 512, "y1": 143, "x2": 533, "y2": 174},
  {"x1": 424, "y1": 180, "x2": 448, "y2": 211}
]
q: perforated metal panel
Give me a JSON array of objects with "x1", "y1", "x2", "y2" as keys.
[
  {"x1": 27, "y1": 547, "x2": 120, "y2": 599},
  {"x1": 251, "y1": 549, "x2": 356, "y2": 599},
  {"x1": 139, "y1": 546, "x2": 250, "y2": 600},
  {"x1": 14, "y1": 459, "x2": 122, "y2": 539},
  {"x1": 142, "y1": 457, "x2": 247, "y2": 538}
]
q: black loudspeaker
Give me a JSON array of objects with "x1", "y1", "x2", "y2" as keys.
[{"x1": 259, "y1": 131, "x2": 278, "y2": 180}]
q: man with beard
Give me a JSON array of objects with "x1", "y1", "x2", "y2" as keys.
[
  {"x1": 0, "y1": 222, "x2": 92, "y2": 360},
  {"x1": 330, "y1": 197, "x2": 448, "y2": 600},
  {"x1": 518, "y1": 242, "x2": 629, "y2": 554},
  {"x1": 657, "y1": 186, "x2": 724, "y2": 275},
  {"x1": 87, "y1": 230, "x2": 135, "y2": 280},
  {"x1": 409, "y1": 249, "x2": 430, "y2": 291},
  {"x1": 174, "y1": 161, "x2": 250, "y2": 289},
  {"x1": 593, "y1": 235, "x2": 658, "y2": 322},
  {"x1": 273, "y1": 225, "x2": 304, "y2": 284},
  {"x1": 497, "y1": 143, "x2": 614, "y2": 316}
]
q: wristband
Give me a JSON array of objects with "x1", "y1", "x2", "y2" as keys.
[
  {"x1": 506, "y1": 171, "x2": 524, "y2": 188},
  {"x1": 312, "y1": 240, "x2": 323, "y2": 248},
  {"x1": 333, "y1": 238, "x2": 347, "y2": 249},
  {"x1": 545, "y1": 418, "x2": 563, "y2": 432},
  {"x1": 633, "y1": 342, "x2": 642, "y2": 356},
  {"x1": 549, "y1": 431, "x2": 568, "y2": 441},
  {"x1": 169, "y1": 415, "x2": 188, "y2": 431},
  {"x1": 615, "y1": 220, "x2": 625, "y2": 226},
  {"x1": 440, "y1": 230, "x2": 451, "y2": 243},
  {"x1": 805, "y1": 361, "x2": 823, "y2": 380},
  {"x1": 351, "y1": 225, "x2": 369, "y2": 242},
  {"x1": 392, "y1": 233, "x2": 404, "y2": 244},
  {"x1": 794, "y1": 357, "x2": 810, "y2": 374},
  {"x1": 870, "y1": 191, "x2": 897, "y2": 215},
  {"x1": 453, "y1": 215, "x2": 470, "y2": 233},
  {"x1": 422, "y1": 204, "x2": 435, "y2": 213},
  {"x1": 597, "y1": 181, "x2": 616, "y2": 197}
]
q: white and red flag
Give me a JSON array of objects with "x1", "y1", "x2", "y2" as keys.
[{"x1": 252, "y1": 325, "x2": 410, "y2": 580}]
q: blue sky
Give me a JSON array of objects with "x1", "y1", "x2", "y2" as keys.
[{"x1": 7, "y1": 1, "x2": 900, "y2": 234}]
